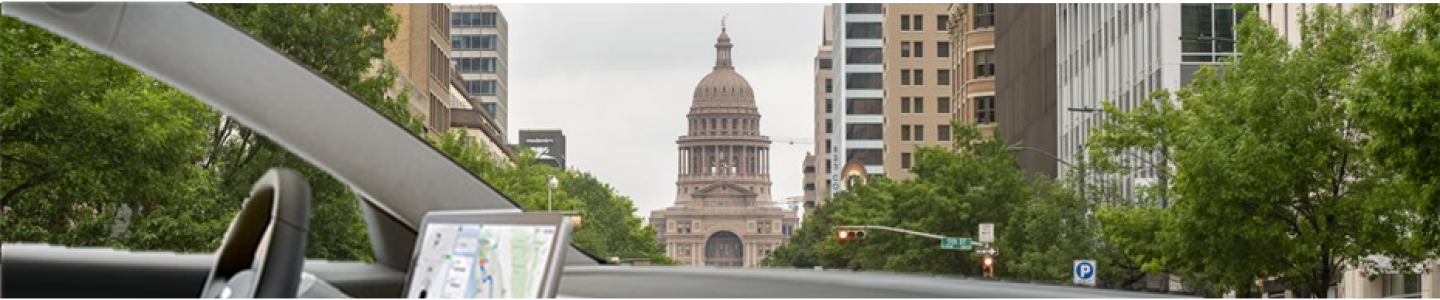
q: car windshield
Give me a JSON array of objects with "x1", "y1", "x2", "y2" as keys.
[{"x1": 4, "y1": 3, "x2": 1440, "y2": 299}]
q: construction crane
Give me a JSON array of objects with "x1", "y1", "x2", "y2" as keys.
[{"x1": 770, "y1": 137, "x2": 814, "y2": 146}]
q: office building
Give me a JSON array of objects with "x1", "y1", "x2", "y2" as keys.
[
  {"x1": 992, "y1": 4, "x2": 1059, "y2": 180},
  {"x1": 384, "y1": 3, "x2": 457, "y2": 135},
  {"x1": 804, "y1": 5, "x2": 835, "y2": 209},
  {"x1": 950, "y1": 4, "x2": 997, "y2": 139},
  {"x1": 827, "y1": 3, "x2": 957, "y2": 196},
  {"x1": 1056, "y1": 4, "x2": 1244, "y2": 198},
  {"x1": 451, "y1": 4, "x2": 510, "y2": 139}
]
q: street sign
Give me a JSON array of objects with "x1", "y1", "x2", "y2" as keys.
[
  {"x1": 1073, "y1": 260, "x2": 1097, "y2": 286},
  {"x1": 978, "y1": 223, "x2": 995, "y2": 242},
  {"x1": 941, "y1": 237, "x2": 972, "y2": 250},
  {"x1": 975, "y1": 247, "x2": 999, "y2": 256}
]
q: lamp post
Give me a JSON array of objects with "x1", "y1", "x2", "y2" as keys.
[{"x1": 547, "y1": 175, "x2": 558, "y2": 211}]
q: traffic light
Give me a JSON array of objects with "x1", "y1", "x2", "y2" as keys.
[
  {"x1": 982, "y1": 255, "x2": 995, "y2": 278},
  {"x1": 836, "y1": 229, "x2": 866, "y2": 240}
]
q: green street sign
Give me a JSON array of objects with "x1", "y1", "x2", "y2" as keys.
[{"x1": 941, "y1": 237, "x2": 972, "y2": 250}]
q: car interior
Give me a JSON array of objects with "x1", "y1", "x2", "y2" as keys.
[{"x1": 0, "y1": 2, "x2": 1189, "y2": 298}]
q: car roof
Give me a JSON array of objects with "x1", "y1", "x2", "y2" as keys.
[{"x1": 2, "y1": 2, "x2": 599, "y2": 267}]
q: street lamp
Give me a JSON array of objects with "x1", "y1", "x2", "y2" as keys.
[{"x1": 547, "y1": 175, "x2": 559, "y2": 211}]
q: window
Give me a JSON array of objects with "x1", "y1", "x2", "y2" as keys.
[
  {"x1": 901, "y1": 70, "x2": 912, "y2": 86},
  {"x1": 429, "y1": 42, "x2": 448, "y2": 84},
  {"x1": 430, "y1": 4, "x2": 450, "y2": 33},
  {"x1": 847, "y1": 149, "x2": 883, "y2": 165},
  {"x1": 913, "y1": 97, "x2": 924, "y2": 113},
  {"x1": 846, "y1": 3, "x2": 883, "y2": 14},
  {"x1": 846, "y1": 124, "x2": 883, "y2": 140},
  {"x1": 937, "y1": 14, "x2": 950, "y2": 32},
  {"x1": 846, "y1": 98, "x2": 883, "y2": 115},
  {"x1": 901, "y1": 152, "x2": 912, "y2": 169},
  {"x1": 825, "y1": 140, "x2": 831, "y2": 154},
  {"x1": 938, "y1": 41, "x2": 951, "y2": 57},
  {"x1": 846, "y1": 48, "x2": 883, "y2": 64},
  {"x1": 974, "y1": 4, "x2": 995, "y2": 28},
  {"x1": 825, "y1": 159, "x2": 832, "y2": 172},
  {"x1": 846, "y1": 23, "x2": 883, "y2": 39},
  {"x1": 846, "y1": 73, "x2": 883, "y2": 89},
  {"x1": 825, "y1": 119, "x2": 833, "y2": 133},
  {"x1": 974, "y1": 50, "x2": 995, "y2": 78},
  {"x1": 901, "y1": 97, "x2": 911, "y2": 113},
  {"x1": 825, "y1": 99, "x2": 833, "y2": 113},
  {"x1": 914, "y1": 41, "x2": 924, "y2": 57},
  {"x1": 938, "y1": 69, "x2": 951, "y2": 85},
  {"x1": 1381, "y1": 273, "x2": 1421, "y2": 298},
  {"x1": 478, "y1": 79, "x2": 501, "y2": 95},
  {"x1": 975, "y1": 96, "x2": 995, "y2": 124},
  {"x1": 825, "y1": 78, "x2": 834, "y2": 93},
  {"x1": 901, "y1": 125, "x2": 911, "y2": 141},
  {"x1": 805, "y1": 183, "x2": 816, "y2": 190},
  {"x1": 454, "y1": 57, "x2": 498, "y2": 74},
  {"x1": 914, "y1": 69, "x2": 924, "y2": 86},
  {"x1": 482, "y1": 103, "x2": 497, "y2": 117},
  {"x1": 453, "y1": 12, "x2": 498, "y2": 28},
  {"x1": 913, "y1": 15, "x2": 924, "y2": 31},
  {"x1": 818, "y1": 58, "x2": 833, "y2": 69},
  {"x1": 452, "y1": 34, "x2": 498, "y2": 51},
  {"x1": 901, "y1": 42, "x2": 913, "y2": 58},
  {"x1": 938, "y1": 124, "x2": 952, "y2": 141},
  {"x1": 901, "y1": 15, "x2": 912, "y2": 31},
  {"x1": 937, "y1": 97, "x2": 952, "y2": 114},
  {"x1": 914, "y1": 125, "x2": 924, "y2": 141}
]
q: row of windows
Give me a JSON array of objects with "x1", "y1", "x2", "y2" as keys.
[
  {"x1": 428, "y1": 42, "x2": 449, "y2": 84},
  {"x1": 452, "y1": 12, "x2": 498, "y2": 28},
  {"x1": 845, "y1": 3, "x2": 883, "y2": 14},
  {"x1": 453, "y1": 57, "x2": 498, "y2": 74},
  {"x1": 901, "y1": 41, "x2": 951, "y2": 58},
  {"x1": 464, "y1": 80, "x2": 497, "y2": 96},
  {"x1": 825, "y1": 96, "x2": 951, "y2": 115},
  {"x1": 901, "y1": 69, "x2": 952, "y2": 86},
  {"x1": 429, "y1": 4, "x2": 450, "y2": 36},
  {"x1": 847, "y1": 48, "x2": 883, "y2": 64},
  {"x1": 452, "y1": 34, "x2": 498, "y2": 51},
  {"x1": 899, "y1": 14, "x2": 950, "y2": 32},
  {"x1": 847, "y1": 22, "x2": 883, "y2": 39}
]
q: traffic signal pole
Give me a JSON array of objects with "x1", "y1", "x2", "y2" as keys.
[{"x1": 834, "y1": 225, "x2": 946, "y2": 240}]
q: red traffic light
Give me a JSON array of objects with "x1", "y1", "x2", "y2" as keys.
[
  {"x1": 838, "y1": 230, "x2": 852, "y2": 239},
  {"x1": 837, "y1": 230, "x2": 866, "y2": 240},
  {"x1": 983, "y1": 255, "x2": 994, "y2": 267}
]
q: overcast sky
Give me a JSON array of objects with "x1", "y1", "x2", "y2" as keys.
[{"x1": 493, "y1": 3, "x2": 826, "y2": 221}]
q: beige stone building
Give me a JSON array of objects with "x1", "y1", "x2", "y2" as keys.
[
  {"x1": 650, "y1": 25, "x2": 798, "y2": 267},
  {"x1": 949, "y1": 4, "x2": 996, "y2": 139},
  {"x1": 384, "y1": 3, "x2": 457, "y2": 136},
  {"x1": 824, "y1": 3, "x2": 957, "y2": 195},
  {"x1": 803, "y1": 5, "x2": 835, "y2": 209}
]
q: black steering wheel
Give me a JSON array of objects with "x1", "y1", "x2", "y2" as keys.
[{"x1": 201, "y1": 168, "x2": 312, "y2": 298}]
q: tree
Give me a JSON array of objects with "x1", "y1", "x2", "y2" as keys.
[
  {"x1": 1353, "y1": 3, "x2": 1440, "y2": 249},
  {"x1": 1096, "y1": 7, "x2": 1427, "y2": 296},
  {"x1": 1, "y1": 16, "x2": 225, "y2": 251}
]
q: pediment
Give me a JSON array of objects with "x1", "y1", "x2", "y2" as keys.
[{"x1": 692, "y1": 182, "x2": 758, "y2": 197}]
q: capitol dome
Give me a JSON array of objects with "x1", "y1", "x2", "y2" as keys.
[{"x1": 691, "y1": 27, "x2": 757, "y2": 110}]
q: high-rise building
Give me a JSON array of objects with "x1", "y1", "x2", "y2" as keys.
[
  {"x1": 451, "y1": 4, "x2": 509, "y2": 139},
  {"x1": 804, "y1": 5, "x2": 835, "y2": 209},
  {"x1": 1055, "y1": 4, "x2": 1245, "y2": 199},
  {"x1": 992, "y1": 4, "x2": 1059, "y2": 180},
  {"x1": 518, "y1": 129, "x2": 567, "y2": 168},
  {"x1": 1258, "y1": 3, "x2": 1410, "y2": 48},
  {"x1": 650, "y1": 25, "x2": 797, "y2": 267},
  {"x1": 950, "y1": 4, "x2": 997, "y2": 139},
  {"x1": 385, "y1": 3, "x2": 457, "y2": 136},
  {"x1": 827, "y1": 3, "x2": 957, "y2": 195}
]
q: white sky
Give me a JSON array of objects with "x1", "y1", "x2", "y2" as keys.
[{"x1": 494, "y1": 3, "x2": 826, "y2": 221}]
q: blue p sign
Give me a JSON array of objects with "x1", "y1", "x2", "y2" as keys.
[{"x1": 1073, "y1": 260, "x2": 1096, "y2": 286}]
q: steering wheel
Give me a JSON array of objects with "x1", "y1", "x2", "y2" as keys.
[{"x1": 200, "y1": 168, "x2": 312, "y2": 298}]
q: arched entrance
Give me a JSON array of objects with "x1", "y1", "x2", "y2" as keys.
[{"x1": 704, "y1": 231, "x2": 744, "y2": 267}]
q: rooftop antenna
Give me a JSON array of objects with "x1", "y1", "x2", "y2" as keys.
[{"x1": 722, "y1": 13, "x2": 729, "y2": 31}]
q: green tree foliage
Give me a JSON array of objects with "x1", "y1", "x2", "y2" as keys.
[
  {"x1": 1353, "y1": 4, "x2": 1440, "y2": 248},
  {"x1": 1094, "y1": 6, "x2": 1429, "y2": 296},
  {"x1": 768, "y1": 123, "x2": 1126, "y2": 286},
  {"x1": 2, "y1": 16, "x2": 224, "y2": 250},
  {"x1": 4, "y1": 4, "x2": 671, "y2": 265}
]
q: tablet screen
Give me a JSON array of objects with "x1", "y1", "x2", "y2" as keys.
[{"x1": 406, "y1": 223, "x2": 559, "y2": 298}]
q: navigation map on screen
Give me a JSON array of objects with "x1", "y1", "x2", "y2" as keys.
[{"x1": 406, "y1": 223, "x2": 558, "y2": 298}]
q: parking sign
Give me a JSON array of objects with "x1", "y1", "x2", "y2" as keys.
[{"x1": 1073, "y1": 260, "x2": 1096, "y2": 286}]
